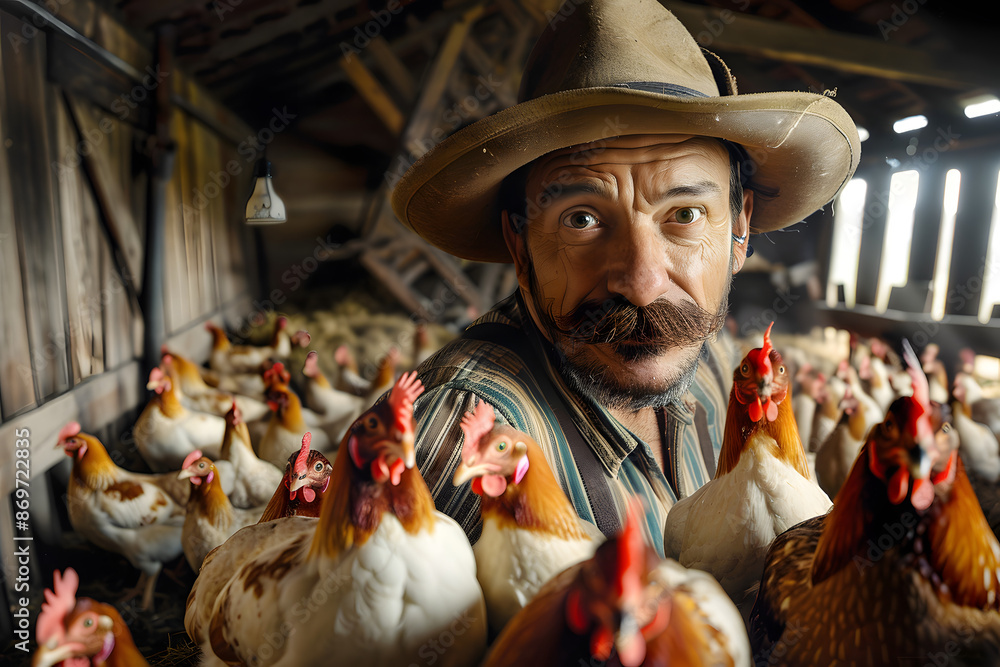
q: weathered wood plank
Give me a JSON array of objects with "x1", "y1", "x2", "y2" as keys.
[
  {"x1": 55, "y1": 97, "x2": 105, "y2": 383},
  {"x1": 340, "y1": 54, "x2": 405, "y2": 136},
  {"x1": 163, "y1": 109, "x2": 191, "y2": 332},
  {"x1": 0, "y1": 14, "x2": 36, "y2": 418},
  {"x1": 2, "y1": 16, "x2": 72, "y2": 401},
  {"x1": 66, "y1": 95, "x2": 145, "y2": 293}
]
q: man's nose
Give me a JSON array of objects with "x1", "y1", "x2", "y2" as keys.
[{"x1": 606, "y1": 221, "x2": 671, "y2": 307}]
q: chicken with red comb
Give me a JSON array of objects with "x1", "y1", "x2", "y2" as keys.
[
  {"x1": 257, "y1": 432, "x2": 334, "y2": 522},
  {"x1": 259, "y1": 365, "x2": 332, "y2": 468},
  {"x1": 33, "y1": 569, "x2": 149, "y2": 667},
  {"x1": 485, "y1": 501, "x2": 750, "y2": 667},
  {"x1": 300, "y1": 350, "x2": 365, "y2": 442},
  {"x1": 452, "y1": 398, "x2": 604, "y2": 634},
  {"x1": 186, "y1": 371, "x2": 487, "y2": 666},
  {"x1": 664, "y1": 322, "x2": 831, "y2": 614},
  {"x1": 750, "y1": 340, "x2": 1000, "y2": 665}
]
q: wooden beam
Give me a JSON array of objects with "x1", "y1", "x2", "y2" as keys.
[
  {"x1": 339, "y1": 55, "x2": 405, "y2": 136},
  {"x1": 404, "y1": 4, "x2": 486, "y2": 156},
  {"x1": 663, "y1": 0, "x2": 1000, "y2": 90},
  {"x1": 65, "y1": 95, "x2": 145, "y2": 292},
  {"x1": 199, "y1": 0, "x2": 357, "y2": 64},
  {"x1": 368, "y1": 36, "x2": 418, "y2": 104}
]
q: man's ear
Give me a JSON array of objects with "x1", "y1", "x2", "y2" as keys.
[
  {"x1": 501, "y1": 210, "x2": 530, "y2": 280},
  {"x1": 731, "y1": 190, "x2": 754, "y2": 275}
]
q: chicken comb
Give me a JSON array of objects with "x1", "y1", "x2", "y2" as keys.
[
  {"x1": 182, "y1": 450, "x2": 204, "y2": 471},
  {"x1": 225, "y1": 399, "x2": 242, "y2": 426},
  {"x1": 745, "y1": 322, "x2": 775, "y2": 376},
  {"x1": 292, "y1": 330, "x2": 311, "y2": 347},
  {"x1": 334, "y1": 344, "x2": 353, "y2": 367},
  {"x1": 459, "y1": 400, "x2": 496, "y2": 460},
  {"x1": 294, "y1": 433, "x2": 312, "y2": 474},
  {"x1": 37, "y1": 568, "x2": 79, "y2": 644},
  {"x1": 276, "y1": 316, "x2": 288, "y2": 329},
  {"x1": 58, "y1": 422, "x2": 82, "y2": 445},
  {"x1": 263, "y1": 362, "x2": 289, "y2": 387},
  {"x1": 387, "y1": 371, "x2": 424, "y2": 433},
  {"x1": 147, "y1": 366, "x2": 169, "y2": 393},
  {"x1": 303, "y1": 351, "x2": 321, "y2": 378},
  {"x1": 615, "y1": 499, "x2": 646, "y2": 602}
]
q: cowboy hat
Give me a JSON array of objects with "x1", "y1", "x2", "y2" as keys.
[{"x1": 391, "y1": 0, "x2": 861, "y2": 263}]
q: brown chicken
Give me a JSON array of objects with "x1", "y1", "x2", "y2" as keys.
[
  {"x1": 750, "y1": 359, "x2": 1000, "y2": 665},
  {"x1": 257, "y1": 432, "x2": 333, "y2": 522},
  {"x1": 33, "y1": 569, "x2": 149, "y2": 667},
  {"x1": 485, "y1": 502, "x2": 750, "y2": 667}
]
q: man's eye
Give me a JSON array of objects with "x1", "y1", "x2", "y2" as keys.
[
  {"x1": 672, "y1": 207, "x2": 704, "y2": 224},
  {"x1": 562, "y1": 211, "x2": 599, "y2": 230}
]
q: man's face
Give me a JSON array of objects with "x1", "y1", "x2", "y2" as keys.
[{"x1": 504, "y1": 135, "x2": 751, "y2": 410}]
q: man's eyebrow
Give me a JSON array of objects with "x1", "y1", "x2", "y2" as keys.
[
  {"x1": 540, "y1": 179, "x2": 723, "y2": 202},
  {"x1": 650, "y1": 180, "x2": 723, "y2": 204}
]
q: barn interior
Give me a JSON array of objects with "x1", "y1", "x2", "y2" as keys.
[{"x1": 2, "y1": 0, "x2": 1000, "y2": 663}]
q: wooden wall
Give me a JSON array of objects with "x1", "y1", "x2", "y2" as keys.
[{"x1": 0, "y1": 9, "x2": 256, "y2": 492}]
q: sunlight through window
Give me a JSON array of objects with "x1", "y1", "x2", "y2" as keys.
[
  {"x1": 931, "y1": 169, "x2": 961, "y2": 320},
  {"x1": 827, "y1": 179, "x2": 866, "y2": 308},
  {"x1": 875, "y1": 170, "x2": 919, "y2": 313},
  {"x1": 978, "y1": 169, "x2": 1000, "y2": 323}
]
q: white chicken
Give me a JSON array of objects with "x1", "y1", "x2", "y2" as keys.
[
  {"x1": 133, "y1": 366, "x2": 226, "y2": 472},
  {"x1": 301, "y1": 350, "x2": 365, "y2": 442},
  {"x1": 663, "y1": 324, "x2": 832, "y2": 613},
  {"x1": 259, "y1": 373, "x2": 332, "y2": 468},
  {"x1": 161, "y1": 350, "x2": 270, "y2": 422},
  {"x1": 57, "y1": 422, "x2": 185, "y2": 610},
  {"x1": 185, "y1": 372, "x2": 488, "y2": 667},
  {"x1": 205, "y1": 316, "x2": 310, "y2": 375},
  {"x1": 815, "y1": 388, "x2": 869, "y2": 498},
  {"x1": 451, "y1": 399, "x2": 604, "y2": 634},
  {"x1": 218, "y1": 401, "x2": 283, "y2": 509}
]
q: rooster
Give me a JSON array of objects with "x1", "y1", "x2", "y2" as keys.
[
  {"x1": 160, "y1": 350, "x2": 269, "y2": 421},
  {"x1": 452, "y1": 399, "x2": 604, "y2": 634},
  {"x1": 259, "y1": 370, "x2": 332, "y2": 468},
  {"x1": 134, "y1": 365, "x2": 226, "y2": 472},
  {"x1": 185, "y1": 372, "x2": 488, "y2": 666},
  {"x1": 749, "y1": 362, "x2": 1000, "y2": 665},
  {"x1": 258, "y1": 432, "x2": 333, "y2": 522},
  {"x1": 178, "y1": 452, "x2": 266, "y2": 571},
  {"x1": 33, "y1": 569, "x2": 149, "y2": 667},
  {"x1": 484, "y1": 501, "x2": 750, "y2": 667},
  {"x1": 663, "y1": 323, "x2": 831, "y2": 612},
  {"x1": 57, "y1": 423, "x2": 185, "y2": 610},
  {"x1": 218, "y1": 401, "x2": 282, "y2": 509}
]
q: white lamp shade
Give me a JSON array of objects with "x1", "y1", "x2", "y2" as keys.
[{"x1": 245, "y1": 174, "x2": 286, "y2": 224}]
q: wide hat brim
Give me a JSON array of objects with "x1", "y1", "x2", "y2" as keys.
[{"x1": 391, "y1": 85, "x2": 860, "y2": 264}]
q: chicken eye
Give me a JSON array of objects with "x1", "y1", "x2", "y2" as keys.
[
  {"x1": 83, "y1": 618, "x2": 93, "y2": 628},
  {"x1": 198, "y1": 462, "x2": 206, "y2": 469},
  {"x1": 497, "y1": 441, "x2": 508, "y2": 452},
  {"x1": 314, "y1": 462, "x2": 323, "y2": 472},
  {"x1": 778, "y1": 366, "x2": 785, "y2": 375},
  {"x1": 941, "y1": 423, "x2": 952, "y2": 434},
  {"x1": 740, "y1": 363, "x2": 749, "y2": 374},
  {"x1": 366, "y1": 416, "x2": 379, "y2": 429}
]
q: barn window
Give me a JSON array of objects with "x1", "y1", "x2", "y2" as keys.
[
  {"x1": 930, "y1": 169, "x2": 962, "y2": 321},
  {"x1": 978, "y1": 169, "x2": 1000, "y2": 323},
  {"x1": 875, "y1": 170, "x2": 919, "y2": 313},
  {"x1": 826, "y1": 178, "x2": 867, "y2": 308}
]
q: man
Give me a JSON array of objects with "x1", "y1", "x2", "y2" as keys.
[{"x1": 390, "y1": 0, "x2": 859, "y2": 553}]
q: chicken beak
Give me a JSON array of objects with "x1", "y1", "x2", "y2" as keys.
[
  {"x1": 33, "y1": 641, "x2": 88, "y2": 667},
  {"x1": 452, "y1": 461, "x2": 495, "y2": 486},
  {"x1": 178, "y1": 468, "x2": 194, "y2": 480},
  {"x1": 614, "y1": 611, "x2": 647, "y2": 667},
  {"x1": 98, "y1": 615, "x2": 114, "y2": 631},
  {"x1": 288, "y1": 474, "x2": 308, "y2": 494},
  {"x1": 400, "y1": 433, "x2": 416, "y2": 469},
  {"x1": 908, "y1": 441, "x2": 934, "y2": 480}
]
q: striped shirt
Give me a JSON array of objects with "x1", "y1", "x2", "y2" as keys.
[{"x1": 413, "y1": 292, "x2": 737, "y2": 556}]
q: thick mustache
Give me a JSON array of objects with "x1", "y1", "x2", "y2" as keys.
[{"x1": 551, "y1": 296, "x2": 725, "y2": 346}]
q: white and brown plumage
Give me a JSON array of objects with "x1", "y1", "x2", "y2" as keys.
[
  {"x1": 186, "y1": 372, "x2": 487, "y2": 667},
  {"x1": 750, "y1": 350, "x2": 1000, "y2": 666},
  {"x1": 218, "y1": 401, "x2": 283, "y2": 509},
  {"x1": 452, "y1": 398, "x2": 604, "y2": 634},
  {"x1": 57, "y1": 423, "x2": 186, "y2": 611}
]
